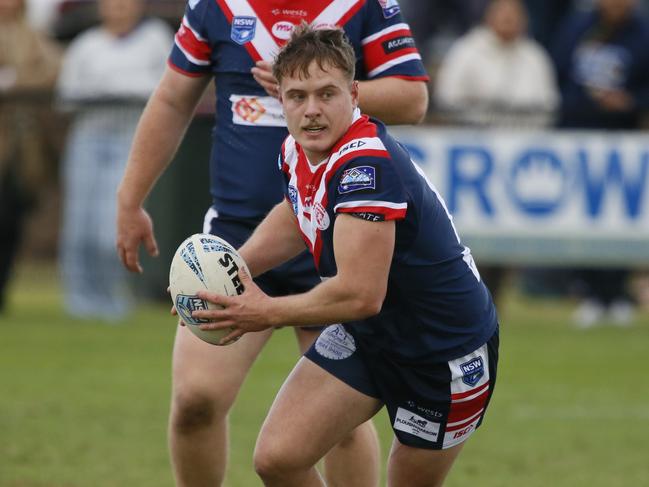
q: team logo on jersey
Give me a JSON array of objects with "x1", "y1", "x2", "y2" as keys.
[
  {"x1": 338, "y1": 166, "x2": 376, "y2": 194},
  {"x1": 315, "y1": 324, "x2": 356, "y2": 360},
  {"x1": 313, "y1": 202, "x2": 330, "y2": 230},
  {"x1": 288, "y1": 185, "x2": 299, "y2": 215},
  {"x1": 377, "y1": 0, "x2": 400, "y2": 18},
  {"x1": 460, "y1": 357, "x2": 484, "y2": 386},
  {"x1": 231, "y1": 16, "x2": 256, "y2": 44}
]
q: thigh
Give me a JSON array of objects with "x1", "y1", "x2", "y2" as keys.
[
  {"x1": 387, "y1": 439, "x2": 465, "y2": 487},
  {"x1": 256, "y1": 357, "x2": 383, "y2": 466},
  {"x1": 171, "y1": 324, "x2": 273, "y2": 405}
]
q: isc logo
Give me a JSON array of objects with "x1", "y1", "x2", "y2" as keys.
[
  {"x1": 452, "y1": 424, "x2": 475, "y2": 439},
  {"x1": 338, "y1": 140, "x2": 366, "y2": 156}
]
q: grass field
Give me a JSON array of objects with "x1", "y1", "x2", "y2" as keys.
[{"x1": 1, "y1": 263, "x2": 648, "y2": 487}]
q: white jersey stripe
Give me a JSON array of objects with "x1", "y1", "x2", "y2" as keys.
[
  {"x1": 314, "y1": 0, "x2": 364, "y2": 27},
  {"x1": 334, "y1": 201, "x2": 407, "y2": 212},
  {"x1": 175, "y1": 38, "x2": 211, "y2": 66},
  {"x1": 367, "y1": 52, "x2": 423, "y2": 78},
  {"x1": 361, "y1": 23, "x2": 410, "y2": 45},
  {"x1": 220, "y1": 0, "x2": 279, "y2": 60}
]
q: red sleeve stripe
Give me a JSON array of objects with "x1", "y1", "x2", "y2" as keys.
[
  {"x1": 384, "y1": 74, "x2": 431, "y2": 82},
  {"x1": 361, "y1": 23, "x2": 411, "y2": 45},
  {"x1": 335, "y1": 202, "x2": 407, "y2": 220},
  {"x1": 167, "y1": 59, "x2": 208, "y2": 77},
  {"x1": 175, "y1": 17, "x2": 211, "y2": 66},
  {"x1": 180, "y1": 15, "x2": 207, "y2": 42}
]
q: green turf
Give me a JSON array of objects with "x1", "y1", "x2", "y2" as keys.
[{"x1": 1, "y1": 264, "x2": 648, "y2": 486}]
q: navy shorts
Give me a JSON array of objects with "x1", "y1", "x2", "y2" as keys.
[
  {"x1": 305, "y1": 324, "x2": 499, "y2": 450},
  {"x1": 203, "y1": 209, "x2": 321, "y2": 299}
]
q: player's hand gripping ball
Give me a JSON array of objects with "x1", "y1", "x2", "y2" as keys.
[{"x1": 169, "y1": 233, "x2": 249, "y2": 345}]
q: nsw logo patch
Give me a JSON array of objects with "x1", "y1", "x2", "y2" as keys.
[
  {"x1": 338, "y1": 166, "x2": 376, "y2": 194},
  {"x1": 231, "y1": 16, "x2": 256, "y2": 44},
  {"x1": 460, "y1": 357, "x2": 484, "y2": 386}
]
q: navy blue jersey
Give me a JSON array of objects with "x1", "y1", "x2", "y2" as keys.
[
  {"x1": 169, "y1": 0, "x2": 429, "y2": 219},
  {"x1": 280, "y1": 110, "x2": 497, "y2": 363}
]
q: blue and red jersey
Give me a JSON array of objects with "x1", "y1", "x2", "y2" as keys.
[
  {"x1": 169, "y1": 0, "x2": 428, "y2": 219},
  {"x1": 280, "y1": 110, "x2": 497, "y2": 363}
]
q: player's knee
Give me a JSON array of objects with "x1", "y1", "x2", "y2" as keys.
[
  {"x1": 170, "y1": 392, "x2": 219, "y2": 435},
  {"x1": 254, "y1": 437, "x2": 311, "y2": 481}
]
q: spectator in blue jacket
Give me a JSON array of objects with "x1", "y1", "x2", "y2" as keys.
[
  {"x1": 552, "y1": 0, "x2": 649, "y2": 130},
  {"x1": 551, "y1": 0, "x2": 649, "y2": 327}
]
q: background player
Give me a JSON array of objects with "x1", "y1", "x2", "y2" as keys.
[
  {"x1": 116, "y1": 0, "x2": 429, "y2": 485},
  {"x1": 192, "y1": 25, "x2": 499, "y2": 487}
]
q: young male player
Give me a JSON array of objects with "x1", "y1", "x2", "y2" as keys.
[
  {"x1": 116, "y1": 0, "x2": 429, "y2": 485},
  {"x1": 193, "y1": 25, "x2": 499, "y2": 487}
]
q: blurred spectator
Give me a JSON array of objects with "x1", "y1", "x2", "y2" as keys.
[
  {"x1": 0, "y1": 0, "x2": 61, "y2": 312},
  {"x1": 56, "y1": 0, "x2": 172, "y2": 320},
  {"x1": 435, "y1": 0, "x2": 559, "y2": 128},
  {"x1": 399, "y1": 0, "x2": 490, "y2": 68},
  {"x1": 551, "y1": 0, "x2": 649, "y2": 326},
  {"x1": 434, "y1": 0, "x2": 560, "y2": 303}
]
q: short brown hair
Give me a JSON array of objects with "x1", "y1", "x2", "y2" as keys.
[{"x1": 273, "y1": 23, "x2": 356, "y2": 85}]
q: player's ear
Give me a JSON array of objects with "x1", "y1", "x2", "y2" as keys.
[{"x1": 351, "y1": 80, "x2": 359, "y2": 108}]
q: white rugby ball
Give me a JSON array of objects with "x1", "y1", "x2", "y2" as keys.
[{"x1": 169, "y1": 233, "x2": 249, "y2": 345}]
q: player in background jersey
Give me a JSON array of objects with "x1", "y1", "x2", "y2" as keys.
[
  {"x1": 116, "y1": 0, "x2": 429, "y2": 485},
  {"x1": 192, "y1": 24, "x2": 499, "y2": 487}
]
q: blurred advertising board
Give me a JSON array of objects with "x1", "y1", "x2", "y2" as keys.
[{"x1": 391, "y1": 127, "x2": 649, "y2": 266}]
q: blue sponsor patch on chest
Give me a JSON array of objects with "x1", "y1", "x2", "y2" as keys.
[
  {"x1": 460, "y1": 357, "x2": 484, "y2": 386},
  {"x1": 231, "y1": 16, "x2": 256, "y2": 44},
  {"x1": 338, "y1": 166, "x2": 376, "y2": 194}
]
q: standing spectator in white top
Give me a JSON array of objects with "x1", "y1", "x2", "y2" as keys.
[
  {"x1": 433, "y1": 0, "x2": 560, "y2": 303},
  {"x1": 57, "y1": 0, "x2": 172, "y2": 320},
  {"x1": 434, "y1": 0, "x2": 559, "y2": 128}
]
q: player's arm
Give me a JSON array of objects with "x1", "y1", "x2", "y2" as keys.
[
  {"x1": 237, "y1": 200, "x2": 307, "y2": 277},
  {"x1": 357, "y1": 76, "x2": 428, "y2": 124},
  {"x1": 252, "y1": 60, "x2": 428, "y2": 124},
  {"x1": 194, "y1": 214, "x2": 394, "y2": 341},
  {"x1": 269, "y1": 214, "x2": 394, "y2": 324},
  {"x1": 116, "y1": 67, "x2": 211, "y2": 273}
]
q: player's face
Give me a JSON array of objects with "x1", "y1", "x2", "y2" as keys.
[{"x1": 280, "y1": 61, "x2": 359, "y2": 164}]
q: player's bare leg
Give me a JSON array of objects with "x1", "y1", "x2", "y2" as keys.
[
  {"x1": 254, "y1": 357, "x2": 383, "y2": 487},
  {"x1": 295, "y1": 327, "x2": 381, "y2": 487},
  {"x1": 387, "y1": 438, "x2": 465, "y2": 487},
  {"x1": 169, "y1": 325, "x2": 272, "y2": 487}
]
